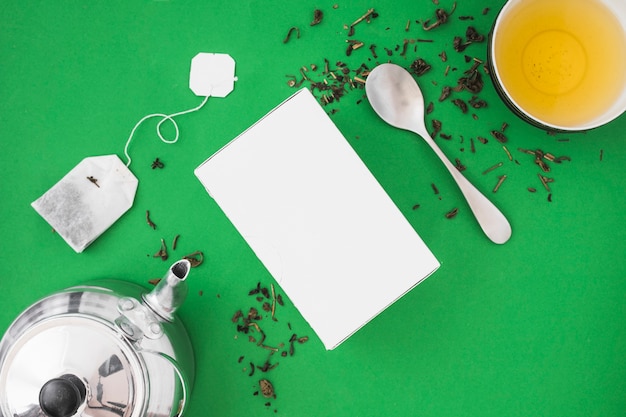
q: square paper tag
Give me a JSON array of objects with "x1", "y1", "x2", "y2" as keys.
[
  {"x1": 32, "y1": 154, "x2": 138, "y2": 253},
  {"x1": 195, "y1": 89, "x2": 440, "y2": 349}
]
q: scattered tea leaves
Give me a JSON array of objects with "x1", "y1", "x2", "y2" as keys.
[
  {"x1": 538, "y1": 174, "x2": 554, "y2": 192},
  {"x1": 453, "y1": 59, "x2": 484, "y2": 93},
  {"x1": 453, "y1": 26, "x2": 485, "y2": 52},
  {"x1": 234, "y1": 282, "x2": 309, "y2": 407},
  {"x1": 518, "y1": 148, "x2": 571, "y2": 172},
  {"x1": 347, "y1": 8, "x2": 378, "y2": 36},
  {"x1": 468, "y1": 96, "x2": 487, "y2": 108},
  {"x1": 282, "y1": 4, "x2": 576, "y2": 207},
  {"x1": 346, "y1": 39, "x2": 365, "y2": 56}
]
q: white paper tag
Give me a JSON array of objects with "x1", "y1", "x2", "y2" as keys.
[
  {"x1": 195, "y1": 89, "x2": 440, "y2": 349},
  {"x1": 189, "y1": 53, "x2": 237, "y2": 98},
  {"x1": 32, "y1": 155, "x2": 138, "y2": 253}
]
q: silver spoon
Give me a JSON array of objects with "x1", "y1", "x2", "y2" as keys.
[{"x1": 365, "y1": 63, "x2": 512, "y2": 244}]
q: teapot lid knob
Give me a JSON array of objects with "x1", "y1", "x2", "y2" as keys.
[{"x1": 39, "y1": 374, "x2": 86, "y2": 417}]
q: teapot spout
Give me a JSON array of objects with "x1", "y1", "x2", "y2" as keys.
[{"x1": 144, "y1": 259, "x2": 191, "y2": 321}]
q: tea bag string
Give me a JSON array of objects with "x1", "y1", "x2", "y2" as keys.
[{"x1": 123, "y1": 95, "x2": 210, "y2": 167}]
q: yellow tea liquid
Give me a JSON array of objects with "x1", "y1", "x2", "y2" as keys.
[{"x1": 493, "y1": 0, "x2": 626, "y2": 127}]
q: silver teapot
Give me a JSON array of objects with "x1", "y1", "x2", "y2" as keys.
[{"x1": 0, "y1": 259, "x2": 195, "y2": 417}]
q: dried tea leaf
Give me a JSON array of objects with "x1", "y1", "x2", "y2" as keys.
[
  {"x1": 409, "y1": 58, "x2": 432, "y2": 76},
  {"x1": 259, "y1": 379, "x2": 275, "y2": 398},
  {"x1": 310, "y1": 9, "x2": 323, "y2": 26},
  {"x1": 146, "y1": 210, "x2": 157, "y2": 229},
  {"x1": 452, "y1": 98, "x2": 468, "y2": 113},
  {"x1": 439, "y1": 86, "x2": 451, "y2": 102},
  {"x1": 431, "y1": 119, "x2": 442, "y2": 137},
  {"x1": 422, "y1": 2, "x2": 456, "y2": 31},
  {"x1": 445, "y1": 208, "x2": 459, "y2": 219},
  {"x1": 490, "y1": 130, "x2": 508, "y2": 143},
  {"x1": 183, "y1": 250, "x2": 204, "y2": 267},
  {"x1": 151, "y1": 158, "x2": 164, "y2": 169},
  {"x1": 469, "y1": 96, "x2": 487, "y2": 108},
  {"x1": 453, "y1": 26, "x2": 485, "y2": 52},
  {"x1": 153, "y1": 238, "x2": 168, "y2": 261},
  {"x1": 283, "y1": 27, "x2": 300, "y2": 43}
]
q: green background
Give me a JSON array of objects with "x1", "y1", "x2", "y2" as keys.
[{"x1": 1, "y1": 1, "x2": 625, "y2": 416}]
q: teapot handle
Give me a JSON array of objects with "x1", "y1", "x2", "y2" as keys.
[{"x1": 143, "y1": 350, "x2": 189, "y2": 417}]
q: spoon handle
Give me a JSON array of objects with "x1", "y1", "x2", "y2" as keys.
[{"x1": 417, "y1": 129, "x2": 512, "y2": 244}]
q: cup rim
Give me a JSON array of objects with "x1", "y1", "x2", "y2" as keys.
[{"x1": 489, "y1": 0, "x2": 626, "y2": 131}]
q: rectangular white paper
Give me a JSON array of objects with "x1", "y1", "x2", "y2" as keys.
[{"x1": 195, "y1": 89, "x2": 440, "y2": 349}]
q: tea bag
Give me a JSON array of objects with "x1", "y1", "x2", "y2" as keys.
[
  {"x1": 32, "y1": 155, "x2": 138, "y2": 253},
  {"x1": 32, "y1": 53, "x2": 237, "y2": 252}
]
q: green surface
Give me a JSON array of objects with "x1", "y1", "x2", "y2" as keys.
[{"x1": 1, "y1": 1, "x2": 625, "y2": 416}]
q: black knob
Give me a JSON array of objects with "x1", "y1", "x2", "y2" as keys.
[{"x1": 39, "y1": 375, "x2": 86, "y2": 417}]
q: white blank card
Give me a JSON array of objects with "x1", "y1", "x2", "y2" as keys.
[{"x1": 195, "y1": 88, "x2": 439, "y2": 349}]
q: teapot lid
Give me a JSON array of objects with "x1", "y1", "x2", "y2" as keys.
[{"x1": 0, "y1": 315, "x2": 146, "y2": 417}]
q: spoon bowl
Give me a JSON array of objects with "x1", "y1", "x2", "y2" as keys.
[
  {"x1": 366, "y1": 64, "x2": 428, "y2": 133},
  {"x1": 365, "y1": 63, "x2": 512, "y2": 244}
]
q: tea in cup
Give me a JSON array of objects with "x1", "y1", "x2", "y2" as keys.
[{"x1": 489, "y1": 0, "x2": 626, "y2": 130}]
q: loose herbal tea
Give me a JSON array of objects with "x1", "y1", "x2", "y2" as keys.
[
  {"x1": 281, "y1": 3, "x2": 573, "y2": 211},
  {"x1": 233, "y1": 282, "x2": 309, "y2": 409},
  {"x1": 493, "y1": 0, "x2": 626, "y2": 127}
]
